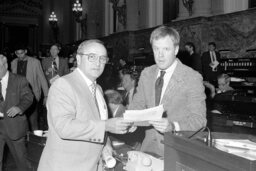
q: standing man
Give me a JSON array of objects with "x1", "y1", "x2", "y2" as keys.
[
  {"x1": 128, "y1": 26, "x2": 207, "y2": 157},
  {"x1": 184, "y1": 42, "x2": 202, "y2": 74},
  {"x1": 38, "y1": 39, "x2": 133, "y2": 171},
  {"x1": 11, "y1": 44, "x2": 49, "y2": 131},
  {"x1": 0, "y1": 54, "x2": 33, "y2": 171},
  {"x1": 42, "y1": 43, "x2": 69, "y2": 85},
  {"x1": 201, "y1": 42, "x2": 221, "y2": 85}
]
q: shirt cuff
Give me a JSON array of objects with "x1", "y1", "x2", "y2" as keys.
[{"x1": 173, "y1": 122, "x2": 180, "y2": 131}]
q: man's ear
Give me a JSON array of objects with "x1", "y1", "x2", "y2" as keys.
[
  {"x1": 76, "y1": 55, "x2": 81, "y2": 65},
  {"x1": 175, "y1": 46, "x2": 179, "y2": 56}
]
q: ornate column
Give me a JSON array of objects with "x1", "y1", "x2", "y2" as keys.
[{"x1": 177, "y1": 0, "x2": 212, "y2": 19}]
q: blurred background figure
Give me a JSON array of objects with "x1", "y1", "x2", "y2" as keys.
[
  {"x1": 11, "y1": 44, "x2": 49, "y2": 131},
  {"x1": 104, "y1": 89, "x2": 125, "y2": 118},
  {"x1": 41, "y1": 43, "x2": 69, "y2": 86},
  {"x1": 201, "y1": 42, "x2": 221, "y2": 85},
  {"x1": 184, "y1": 42, "x2": 202, "y2": 74},
  {"x1": 121, "y1": 69, "x2": 139, "y2": 107}
]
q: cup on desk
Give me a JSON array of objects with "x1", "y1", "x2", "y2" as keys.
[{"x1": 33, "y1": 130, "x2": 43, "y2": 136}]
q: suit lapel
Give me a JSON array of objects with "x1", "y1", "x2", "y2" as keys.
[
  {"x1": 162, "y1": 60, "x2": 184, "y2": 103},
  {"x1": 73, "y1": 70, "x2": 101, "y2": 120}
]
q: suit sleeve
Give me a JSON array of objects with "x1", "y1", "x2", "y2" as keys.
[
  {"x1": 47, "y1": 78, "x2": 106, "y2": 143},
  {"x1": 35, "y1": 59, "x2": 49, "y2": 97},
  {"x1": 16, "y1": 77, "x2": 34, "y2": 113}
]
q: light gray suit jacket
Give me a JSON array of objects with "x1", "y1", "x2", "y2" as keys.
[
  {"x1": 11, "y1": 56, "x2": 49, "y2": 101},
  {"x1": 38, "y1": 69, "x2": 106, "y2": 171},
  {"x1": 128, "y1": 59, "x2": 207, "y2": 156}
]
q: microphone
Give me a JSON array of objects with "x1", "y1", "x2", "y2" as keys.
[{"x1": 188, "y1": 126, "x2": 212, "y2": 147}]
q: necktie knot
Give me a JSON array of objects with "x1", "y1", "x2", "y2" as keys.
[{"x1": 160, "y1": 70, "x2": 166, "y2": 78}]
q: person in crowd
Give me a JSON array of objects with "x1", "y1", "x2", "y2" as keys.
[
  {"x1": 204, "y1": 73, "x2": 234, "y2": 98},
  {"x1": 184, "y1": 42, "x2": 202, "y2": 74},
  {"x1": 119, "y1": 58, "x2": 130, "y2": 70},
  {"x1": 41, "y1": 43, "x2": 69, "y2": 85},
  {"x1": 104, "y1": 89, "x2": 126, "y2": 118},
  {"x1": 38, "y1": 39, "x2": 134, "y2": 171},
  {"x1": 0, "y1": 54, "x2": 34, "y2": 171},
  {"x1": 128, "y1": 26, "x2": 207, "y2": 157},
  {"x1": 201, "y1": 42, "x2": 221, "y2": 85},
  {"x1": 11, "y1": 44, "x2": 49, "y2": 131},
  {"x1": 121, "y1": 69, "x2": 139, "y2": 107}
]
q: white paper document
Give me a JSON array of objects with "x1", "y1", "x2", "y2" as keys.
[
  {"x1": 213, "y1": 139, "x2": 256, "y2": 160},
  {"x1": 123, "y1": 105, "x2": 164, "y2": 122}
]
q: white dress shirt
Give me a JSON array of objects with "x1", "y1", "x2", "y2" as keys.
[{"x1": 0, "y1": 71, "x2": 9, "y2": 117}]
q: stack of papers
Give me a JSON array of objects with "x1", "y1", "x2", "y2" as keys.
[
  {"x1": 213, "y1": 139, "x2": 256, "y2": 160},
  {"x1": 123, "y1": 105, "x2": 164, "y2": 122}
]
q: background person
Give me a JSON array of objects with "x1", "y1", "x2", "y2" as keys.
[
  {"x1": 38, "y1": 39, "x2": 134, "y2": 171},
  {"x1": 41, "y1": 43, "x2": 69, "y2": 85},
  {"x1": 0, "y1": 54, "x2": 34, "y2": 171},
  {"x1": 128, "y1": 26, "x2": 207, "y2": 157},
  {"x1": 11, "y1": 44, "x2": 49, "y2": 131}
]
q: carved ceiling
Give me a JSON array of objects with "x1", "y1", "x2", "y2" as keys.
[{"x1": 0, "y1": 0, "x2": 42, "y2": 17}]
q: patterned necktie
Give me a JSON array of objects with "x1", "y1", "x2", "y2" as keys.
[
  {"x1": 52, "y1": 59, "x2": 58, "y2": 73},
  {"x1": 91, "y1": 82, "x2": 100, "y2": 112},
  {"x1": 0, "y1": 79, "x2": 4, "y2": 103},
  {"x1": 155, "y1": 71, "x2": 166, "y2": 106}
]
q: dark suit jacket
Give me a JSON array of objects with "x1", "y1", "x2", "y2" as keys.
[
  {"x1": 201, "y1": 51, "x2": 221, "y2": 84},
  {"x1": 41, "y1": 56, "x2": 69, "y2": 84},
  {"x1": 0, "y1": 72, "x2": 33, "y2": 140},
  {"x1": 128, "y1": 59, "x2": 206, "y2": 156}
]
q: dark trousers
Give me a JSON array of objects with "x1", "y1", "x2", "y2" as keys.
[
  {"x1": 27, "y1": 98, "x2": 39, "y2": 131},
  {"x1": 0, "y1": 134, "x2": 29, "y2": 171}
]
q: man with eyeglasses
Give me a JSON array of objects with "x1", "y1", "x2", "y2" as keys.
[
  {"x1": 11, "y1": 44, "x2": 49, "y2": 131},
  {"x1": 38, "y1": 39, "x2": 134, "y2": 171}
]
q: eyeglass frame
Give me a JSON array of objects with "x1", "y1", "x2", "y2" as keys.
[{"x1": 78, "y1": 53, "x2": 109, "y2": 64}]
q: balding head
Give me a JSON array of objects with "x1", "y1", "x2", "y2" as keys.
[{"x1": 0, "y1": 54, "x2": 8, "y2": 78}]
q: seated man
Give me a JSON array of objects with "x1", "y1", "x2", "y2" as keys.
[
  {"x1": 204, "y1": 73, "x2": 234, "y2": 98},
  {"x1": 104, "y1": 89, "x2": 144, "y2": 150}
]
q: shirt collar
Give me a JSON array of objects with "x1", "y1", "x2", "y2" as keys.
[{"x1": 157, "y1": 59, "x2": 178, "y2": 75}]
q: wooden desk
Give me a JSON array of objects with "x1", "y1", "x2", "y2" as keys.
[{"x1": 164, "y1": 132, "x2": 256, "y2": 171}]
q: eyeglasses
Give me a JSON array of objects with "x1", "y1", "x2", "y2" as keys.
[{"x1": 78, "y1": 53, "x2": 109, "y2": 64}]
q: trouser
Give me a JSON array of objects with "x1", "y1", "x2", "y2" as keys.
[
  {"x1": 0, "y1": 134, "x2": 29, "y2": 171},
  {"x1": 27, "y1": 98, "x2": 39, "y2": 131}
]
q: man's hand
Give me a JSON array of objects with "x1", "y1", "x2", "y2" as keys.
[
  {"x1": 106, "y1": 118, "x2": 133, "y2": 134},
  {"x1": 7, "y1": 106, "x2": 22, "y2": 118},
  {"x1": 148, "y1": 118, "x2": 173, "y2": 133}
]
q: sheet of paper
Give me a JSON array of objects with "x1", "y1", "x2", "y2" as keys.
[
  {"x1": 213, "y1": 139, "x2": 256, "y2": 160},
  {"x1": 123, "y1": 105, "x2": 164, "y2": 122}
]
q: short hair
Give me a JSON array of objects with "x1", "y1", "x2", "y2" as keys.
[
  {"x1": 14, "y1": 44, "x2": 26, "y2": 51},
  {"x1": 104, "y1": 89, "x2": 123, "y2": 105},
  {"x1": 150, "y1": 26, "x2": 180, "y2": 46},
  {"x1": 122, "y1": 68, "x2": 139, "y2": 82},
  {"x1": 208, "y1": 42, "x2": 216, "y2": 48},
  {"x1": 51, "y1": 43, "x2": 61, "y2": 50},
  {"x1": 77, "y1": 39, "x2": 104, "y2": 54},
  {"x1": 218, "y1": 73, "x2": 231, "y2": 83},
  {"x1": 185, "y1": 42, "x2": 195, "y2": 51}
]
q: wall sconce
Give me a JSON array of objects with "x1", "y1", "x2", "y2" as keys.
[
  {"x1": 72, "y1": 0, "x2": 87, "y2": 34},
  {"x1": 48, "y1": 11, "x2": 59, "y2": 42},
  {"x1": 182, "y1": 0, "x2": 194, "y2": 16}
]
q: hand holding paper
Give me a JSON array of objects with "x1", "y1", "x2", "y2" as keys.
[{"x1": 123, "y1": 105, "x2": 164, "y2": 126}]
